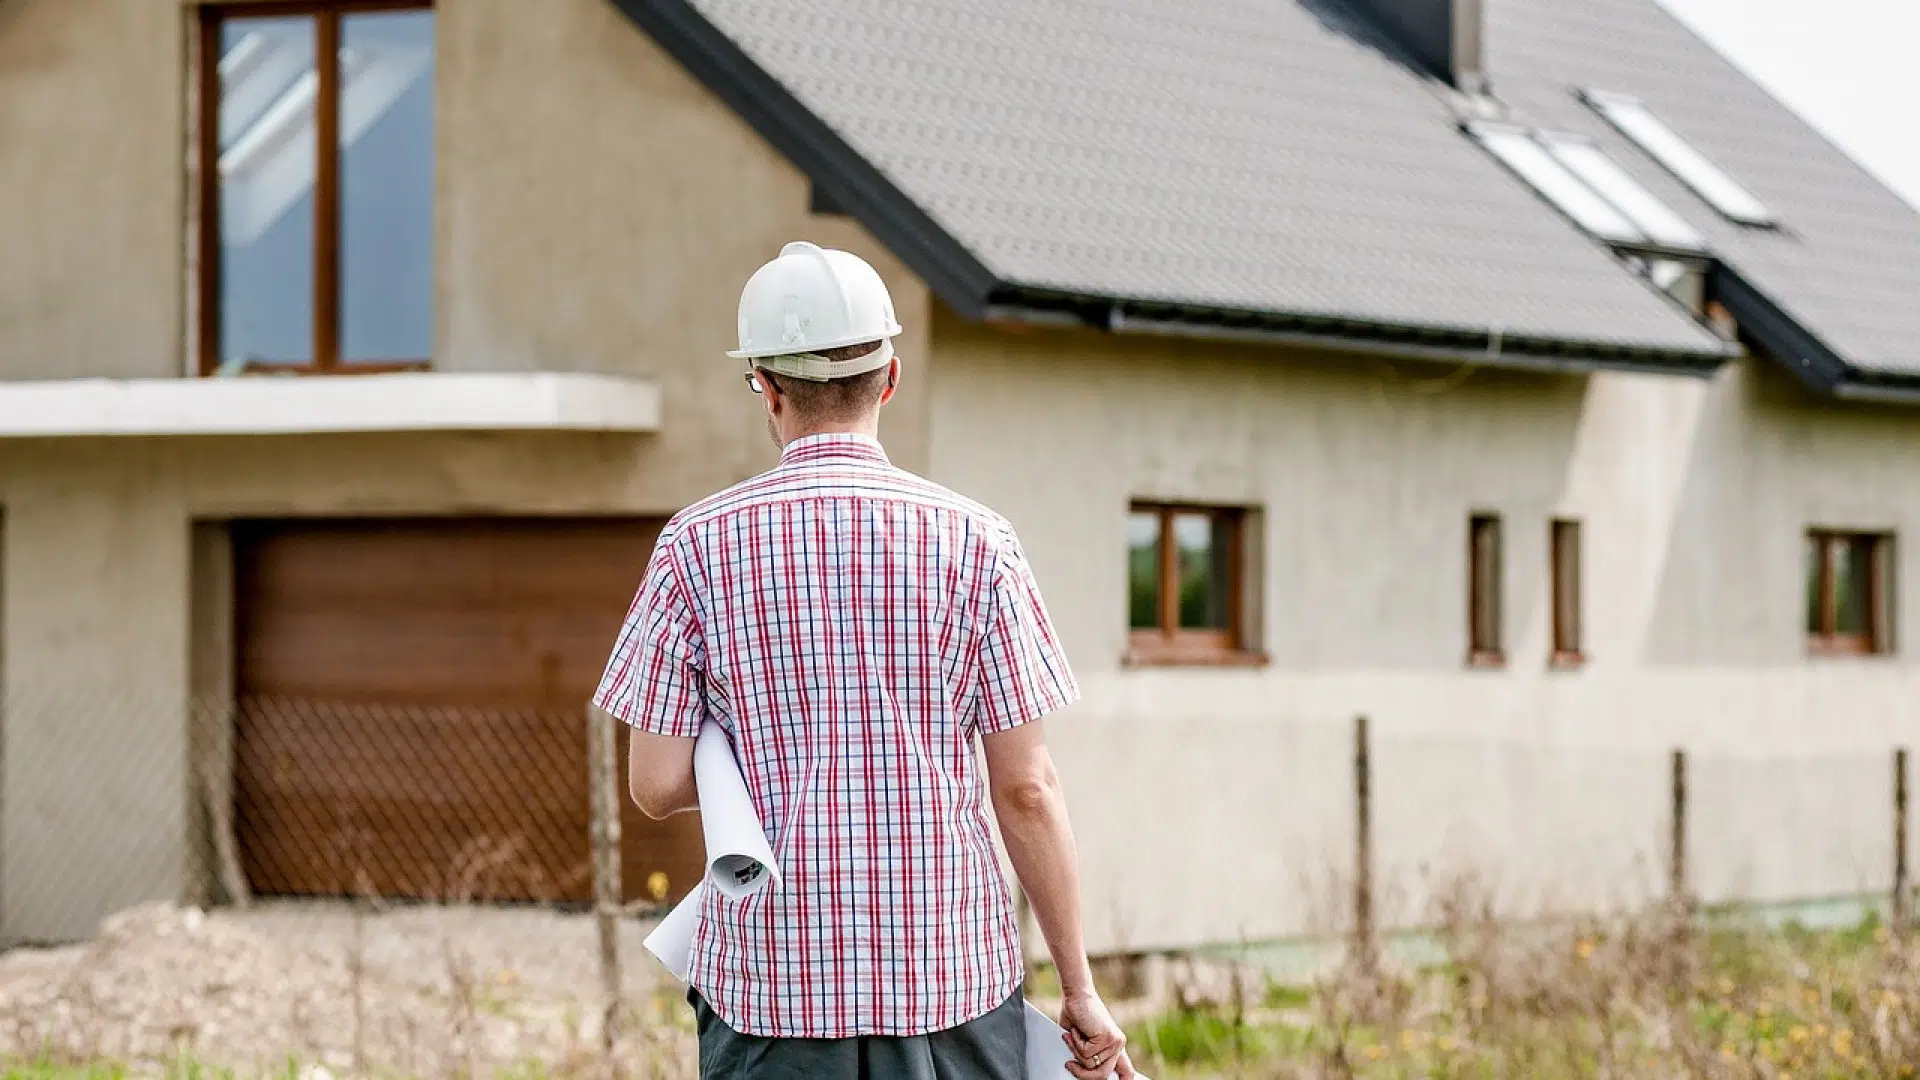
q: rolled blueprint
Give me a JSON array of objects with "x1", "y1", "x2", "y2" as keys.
[
  {"x1": 641, "y1": 721, "x2": 1145, "y2": 1079},
  {"x1": 692, "y1": 722, "x2": 781, "y2": 898}
]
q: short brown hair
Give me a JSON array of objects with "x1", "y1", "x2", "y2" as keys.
[{"x1": 756, "y1": 341, "x2": 891, "y2": 423}]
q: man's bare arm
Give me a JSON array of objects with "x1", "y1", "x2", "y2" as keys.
[
  {"x1": 983, "y1": 720, "x2": 1133, "y2": 1080},
  {"x1": 627, "y1": 726, "x2": 698, "y2": 820}
]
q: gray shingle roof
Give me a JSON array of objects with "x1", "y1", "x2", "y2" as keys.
[
  {"x1": 619, "y1": 0, "x2": 1920, "y2": 380},
  {"x1": 1489, "y1": 0, "x2": 1920, "y2": 380}
]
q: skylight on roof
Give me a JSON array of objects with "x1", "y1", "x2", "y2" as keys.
[
  {"x1": 1580, "y1": 90, "x2": 1776, "y2": 226},
  {"x1": 1466, "y1": 122, "x2": 1710, "y2": 255},
  {"x1": 1541, "y1": 135, "x2": 1707, "y2": 251},
  {"x1": 1468, "y1": 123, "x2": 1644, "y2": 245}
]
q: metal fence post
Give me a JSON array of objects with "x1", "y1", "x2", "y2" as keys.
[
  {"x1": 1354, "y1": 714, "x2": 1376, "y2": 974},
  {"x1": 587, "y1": 706, "x2": 624, "y2": 1066},
  {"x1": 1896, "y1": 747, "x2": 1910, "y2": 933},
  {"x1": 1669, "y1": 748, "x2": 1688, "y2": 912}
]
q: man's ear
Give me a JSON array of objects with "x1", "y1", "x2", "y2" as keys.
[{"x1": 880, "y1": 356, "x2": 902, "y2": 404}]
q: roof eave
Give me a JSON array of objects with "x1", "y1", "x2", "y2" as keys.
[
  {"x1": 1713, "y1": 268, "x2": 1920, "y2": 404},
  {"x1": 605, "y1": 0, "x2": 1735, "y2": 380},
  {"x1": 605, "y1": 0, "x2": 1003, "y2": 317},
  {"x1": 986, "y1": 289, "x2": 1732, "y2": 376}
]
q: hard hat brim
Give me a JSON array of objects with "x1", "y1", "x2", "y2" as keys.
[{"x1": 726, "y1": 320, "x2": 904, "y2": 361}]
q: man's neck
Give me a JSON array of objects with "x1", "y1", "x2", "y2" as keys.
[{"x1": 779, "y1": 420, "x2": 880, "y2": 448}]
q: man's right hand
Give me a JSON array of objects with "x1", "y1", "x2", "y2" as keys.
[{"x1": 1060, "y1": 989, "x2": 1134, "y2": 1079}]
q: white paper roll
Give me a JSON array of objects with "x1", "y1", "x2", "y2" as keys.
[{"x1": 692, "y1": 722, "x2": 781, "y2": 899}]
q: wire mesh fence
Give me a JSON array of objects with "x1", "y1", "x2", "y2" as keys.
[
  {"x1": 1, "y1": 693, "x2": 699, "y2": 1078},
  {"x1": 2, "y1": 695, "x2": 1915, "y2": 1077}
]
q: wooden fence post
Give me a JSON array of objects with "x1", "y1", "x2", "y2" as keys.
[
  {"x1": 1353, "y1": 714, "x2": 1376, "y2": 974},
  {"x1": 587, "y1": 706, "x2": 624, "y2": 1068},
  {"x1": 1896, "y1": 747, "x2": 1910, "y2": 933},
  {"x1": 1669, "y1": 748, "x2": 1688, "y2": 913}
]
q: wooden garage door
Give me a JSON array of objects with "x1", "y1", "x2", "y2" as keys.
[{"x1": 232, "y1": 518, "x2": 705, "y2": 905}]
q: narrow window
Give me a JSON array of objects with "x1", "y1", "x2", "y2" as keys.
[
  {"x1": 1551, "y1": 518, "x2": 1583, "y2": 665},
  {"x1": 199, "y1": 1, "x2": 436, "y2": 375},
  {"x1": 1126, "y1": 504, "x2": 1253, "y2": 665},
  {"x1": 1807, "y1": 530, "x2": 1895, "y2": 655},
  {"x1": 1468, "y1": 514, "x2": 1503, "y2": 665}
]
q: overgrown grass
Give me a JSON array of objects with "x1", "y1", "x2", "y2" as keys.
[
  {"x1": 1130, "y1": 892, "x2": 1920, "y2": 1079},
  {"x1": 1, "y1": 1059, "x2": 252, "y2": 1080}
]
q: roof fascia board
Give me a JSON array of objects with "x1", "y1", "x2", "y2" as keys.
[
  {"x1": 605, "y1": 0, "x2": 1002, "y2": 317},
  {"x1": 1714, "y1": 268, "x2": 1852, "y2": 394},
  {"x1": 1832, "y1": 380, "x2": 1920, "y2": 406}
]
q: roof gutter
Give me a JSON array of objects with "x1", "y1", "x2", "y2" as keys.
[{"x1": 985, "y1": 292, "x2": 1732, "y2": 376}]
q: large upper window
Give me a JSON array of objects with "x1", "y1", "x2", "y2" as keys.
[
  {"x1": 199, "y1": 2, "x2": 435, "y2": 375},
  {"x1": 1806, "y1": 530, "x2": 1895, "y2": 655},
  {"x1": 1126, "y1": 504, "x2": 1257, "y2": 665}
]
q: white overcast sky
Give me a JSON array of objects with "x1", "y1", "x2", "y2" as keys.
[{"x1": 1653, "y1": 0, "x2": 1920, "y2": 211}]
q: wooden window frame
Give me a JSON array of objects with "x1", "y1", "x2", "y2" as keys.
[
  {"x1": 1806, "y1": 529, "x2": 1895, "y2": 656},
  {"x1": 1124, "y1": 503, "x2": 1262, "y2": 667},
  {"x1": 1550, "y1": 518, "x2": 1584, "y2": 668},
  {"x1": 1467, "y1": 513, "x2": 1504, "y2": 668},
  {"x1": 196, "y1": 0, "x2": 434, "y2": 377}
]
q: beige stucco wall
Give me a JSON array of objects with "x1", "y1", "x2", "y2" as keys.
[
  {"x1": 434, "y1": 0, "x2": 934, "y2": 481},
  {"x1": 929, "y1": 312, "x2": 1920, "y2": 952},
  {"x1": 0, "y1": 0, "x2": 934, "y2": 941},
  {"x1": 0, "y1": 0, "x2": 184, "y2": 379}
]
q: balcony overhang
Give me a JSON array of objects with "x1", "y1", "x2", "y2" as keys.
[{"x1": 0, "y1": 372, "x2": 663, "y2": 437}]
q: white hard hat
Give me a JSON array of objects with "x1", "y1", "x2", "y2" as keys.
[{"x1": 728, "y1": 241, "x2": 903, "y2": 382}]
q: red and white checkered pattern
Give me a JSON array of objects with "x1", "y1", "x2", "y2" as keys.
[{"x1": 594, "y1": 433, "x2": 1078, "y2": 1038}]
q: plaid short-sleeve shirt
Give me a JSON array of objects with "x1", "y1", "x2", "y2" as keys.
[{"x1": 593, "y1": 433, "x2": 1078, "y2": 1039}]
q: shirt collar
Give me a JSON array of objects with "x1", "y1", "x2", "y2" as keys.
[{"x1": 779, "y1": 432, "x2": 891, "y2": 467}]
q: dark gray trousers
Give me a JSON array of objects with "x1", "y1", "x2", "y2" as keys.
[{"x1": 690, "y1": 987, "x2": 1027, "y2": 1080}]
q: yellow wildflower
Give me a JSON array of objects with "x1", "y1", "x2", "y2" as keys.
[
  {"x1": 1575, "y1": 938, "x2": 1596, "y2": 960},
  {"x1": 1788, "y1": 1025, "x2": 1810, "y2": 1044},
  {"x1": 1364, "y1": 1045, "x2": 1386, "y2": 1061}
]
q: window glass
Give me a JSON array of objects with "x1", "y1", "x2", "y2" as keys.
[
  {"x1": 339, "y1": 9, "x2": 435, "y2": 362},
  {"x1": 1126, "y1": 512, "x2": 1160, "y2": 630},
  {"x1": 1542, "y1": 137, "x2": 1707, "y2": 251},
  {"x1": 1805, "y1": 533, "x2": 1824, "y2": 636},
  {"x1": 1552, "y1": 520, "x2": 1581, "y2": 655},
  {"x1": 1174, "y1": 512, "x2": 1229, "y2": 630},
  {"x1": 1585, "y1": 91, "x2": 1775, "y2": 226},
  {"x1": 1470, "y1": 515, "x2": 1502, "y2": 654},
  {"x1": 217, "y1": 16, "x2": 317, "y2": 368},
  {"x1": 1834, "y1": 536, "x2": 1873, "y2": 638},
  {"x1": 1468, "y1": 123, "x2": 1644, "y2": 245}
]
